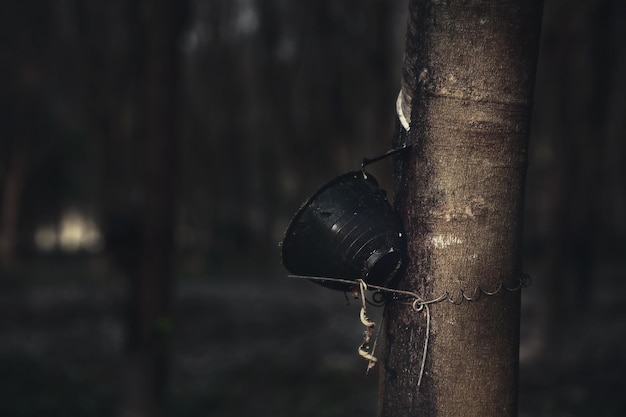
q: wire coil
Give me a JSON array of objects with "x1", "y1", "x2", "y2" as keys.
[{"x1": 290, "y1": 273, "x2": 530, "y2": 389}]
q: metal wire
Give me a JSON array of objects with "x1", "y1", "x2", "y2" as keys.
[
  {"x1": 361, "y1": 144, "x2": 411, "y2": 170},
  {"x1": 289, "y1": 273, "x2": 530, "y2": 389},
  {"x1": 288, "y1": 273, "x2": 530, "y2": 308}
]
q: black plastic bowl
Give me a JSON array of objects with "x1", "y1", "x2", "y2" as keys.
[{"x1": 281, "y1": 171, "x2": 406, "y2": 291}]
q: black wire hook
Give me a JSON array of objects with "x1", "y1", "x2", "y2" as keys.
[{"x1": 361, "y1": 144, "x2": 411, "y2": 171}]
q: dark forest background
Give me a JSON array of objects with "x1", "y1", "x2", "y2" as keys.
[{"x1": 1, "y1": 0, "x2": 625, "y2": 416}]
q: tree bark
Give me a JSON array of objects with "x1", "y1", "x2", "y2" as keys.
[{"x1": 379, "y1": 2, "x2": 543, "y2": 417}]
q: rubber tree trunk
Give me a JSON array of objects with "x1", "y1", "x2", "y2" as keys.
[{"x1": 379, "y1": 2, "x2": 543, "y2": 417}]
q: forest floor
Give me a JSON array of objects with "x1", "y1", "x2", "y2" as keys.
[{"x1": 0, "y1": 258, "x2": 625, "y2": 417}]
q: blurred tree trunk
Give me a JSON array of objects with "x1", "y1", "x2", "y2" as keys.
[
  {"x1": 0, "y1": 146, "x2": 27, "y2": 269},
  {"x1": 379, "y1": 1, "x2": 543, "y2": 416},
  {"x1": 117, "y1": 1, "x2": 188, "y2": 416}
]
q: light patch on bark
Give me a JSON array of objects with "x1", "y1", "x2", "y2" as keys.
[
  {"x1": 431, "y1": 233, "x2": 464, "y2": 249},
  {"x1": 430, "y1": 196, "x2": 488, "y2": 221}
]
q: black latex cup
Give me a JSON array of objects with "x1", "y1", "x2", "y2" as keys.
[{"x1": 281, "y1": 171, "x2": 406, "y2": 291}]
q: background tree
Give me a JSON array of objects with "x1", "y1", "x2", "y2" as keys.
[{"x1": 113, "y1": 1, "x2": 189, "y2": 416}]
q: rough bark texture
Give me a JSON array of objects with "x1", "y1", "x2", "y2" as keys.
[{"x1": 379, "y1": 1, "x2": 543, "y2": 417}]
